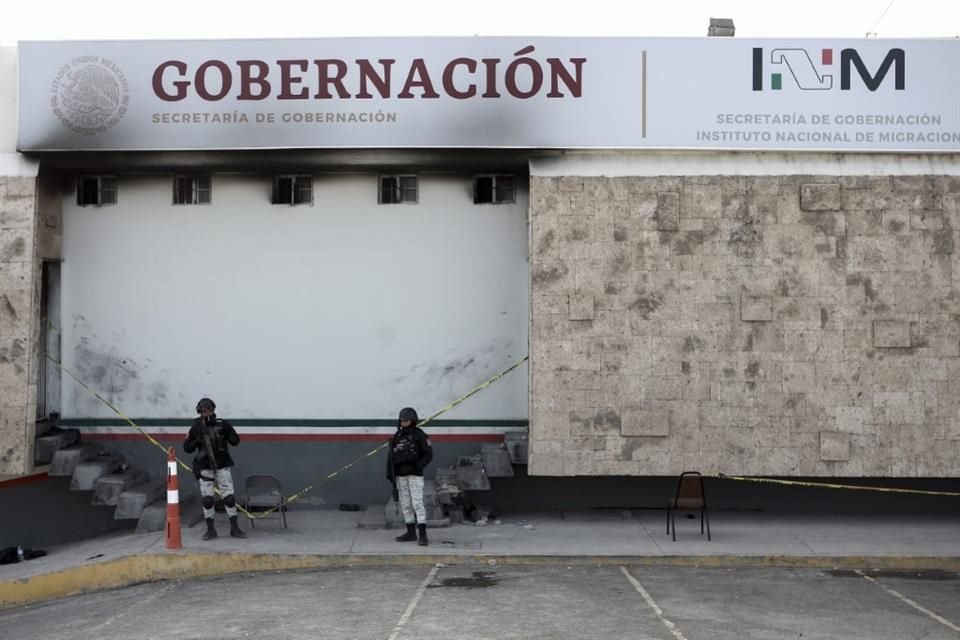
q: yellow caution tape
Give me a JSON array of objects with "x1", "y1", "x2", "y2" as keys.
[
  {"x1": 50, "y1": 357, "x2": 191, "y2": 471},
  {"x1": 48, "y1": 353, "x2": 960, "y2": 517},
  {"x1": 51, "y1": 353, "x2": 529, "y2": 520},
  {"x1": 256, "y1": 356, "x2": 529, "y2": 518},
  {"x1": 717, "y1": 473, "x2": 960, "y2": 497},
  {"x1": 50, "y1": 355, "x2": 252, "y2": 515}
]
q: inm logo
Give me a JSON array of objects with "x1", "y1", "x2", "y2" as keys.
[{"x1": 752, "y1": 47, "x2": 905, "y2": 91}]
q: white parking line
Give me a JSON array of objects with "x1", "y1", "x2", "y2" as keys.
[
  {"x1": 855, "y1": 569, "x2": 960, "y2": 633},
  {"x1": 386, "y1": 564, "x2": 441, "y2": 640},
  {"x1": 620, "y1": 566, "x2": 689, "y2": 640}
]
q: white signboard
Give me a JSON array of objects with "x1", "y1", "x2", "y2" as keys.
[{"x1": 16, "y1": 37, "x2": 960, "y2": 151}]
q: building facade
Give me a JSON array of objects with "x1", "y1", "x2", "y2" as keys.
[{"x1": 1, "y1": 37, "x2": 959, "y2": 489}]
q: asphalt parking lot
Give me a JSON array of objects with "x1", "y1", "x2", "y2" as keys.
[{"x1": 2, "y1": 564, "x2": 959, "y2": 639}]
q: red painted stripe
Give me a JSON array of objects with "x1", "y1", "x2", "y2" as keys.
[
  {"x1": 81, "y1": 433, "x2": 505, "y2": 443},
  {"x1": 0, "y1": 471, "x2": 50, "y2": 488}
]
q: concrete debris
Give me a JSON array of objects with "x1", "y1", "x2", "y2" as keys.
[
  {"x1": 479, "y1": 443, "x2": 514, "y2": 477},
  {"x1": 455, "y1": 455, "x2": 491, "y2": 491},
  {"x1": 503, "y1": 433, "x2": 529, "y2": 464}
]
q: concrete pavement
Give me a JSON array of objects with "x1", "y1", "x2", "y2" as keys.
[
  {"x1": 2, "y1": 507, "x2": 959, "y2": 608},
  {"x1": 5, "y1": 565, "x2": 960, "y2": 640}
]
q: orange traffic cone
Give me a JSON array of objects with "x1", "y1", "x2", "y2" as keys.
[{"x1": 165, "y1": 447, "x2": 182, "y2": 550}]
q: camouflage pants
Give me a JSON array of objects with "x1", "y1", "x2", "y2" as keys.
[
  {"x1": 199, "y1": 468, "x2": 236, "y2": 518},
  {"x1": 396, "y1": 475, "x2": 426, "y2": 524}
]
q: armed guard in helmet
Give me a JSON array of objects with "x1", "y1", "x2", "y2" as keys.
[
  {"x1": 183, "y1": 397, "x2": 246, "y2": 540},
  {"x1": 386, "y1": 407, "x2": 433, "y2": 546}
]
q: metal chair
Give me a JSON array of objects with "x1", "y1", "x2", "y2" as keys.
[
  {"x1": 666, "y1": 471, "x2": 710, "y2": 541},
  {"x1": 242, "y1": 474, "x2": 287, "y2": 528}
]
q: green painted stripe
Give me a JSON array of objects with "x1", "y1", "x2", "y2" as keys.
[{"x1": 60, "y1": 418, "x2": 529, "y2": 428}]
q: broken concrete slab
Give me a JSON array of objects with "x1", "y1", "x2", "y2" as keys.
[
  {"x1": 92, "y1": 468, "x2": 147, "y2": 506},
  {"x1": 135, "y1": 495, "x2": 203, "y2": 533},
  {"x1": 70, "y1": 455, "x2": 123, "y2": 491},
  {"x1": 134, "y1": 503, "x2": 167, "y2": 533},
  {"x1": 49, "y1": 443, "x2": 98, "y2": 476},
  {"x1": 480, "y1": 443, "x2": 515, "y2": 477},
  {"x1": 115, "y1": 482, "x2": 164, "y2": 520},
  {"x1": 504, "y1": 433, "x2": 529, "y2": 464},
  {"x1": 34, "y1": 428, "x2": 79, "y2": 465},
  {"x1": 455, "y1": 455, "x2": 491, "y2": 491},
  {"x1": 434, "y1": 468, "x2": 463, "y2": 504}
]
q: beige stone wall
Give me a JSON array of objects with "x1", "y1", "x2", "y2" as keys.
[
  {"x1": 529, "y1": 174, "x2": 960, "y2": 477},
  {"x1": 0, "y1": 175, "x2": 37, "y2": 474}
]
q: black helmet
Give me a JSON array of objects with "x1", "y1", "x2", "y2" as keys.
[
  {"x1": 398, "y1": 407, "x2": 419, "y2": 425},
  {"x1": 196, "y1": 397, "x2": 216, "y2": 413}
]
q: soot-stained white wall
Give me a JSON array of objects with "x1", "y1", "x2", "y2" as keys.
[{"x1": 61, "y1": 173, "x2": 529, "y2": 420}]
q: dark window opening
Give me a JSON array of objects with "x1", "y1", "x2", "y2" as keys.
[
  {"x1": 474, "y1": 175, "x2": 515, "y2": 204},
  {"x1": 272, "y1": 175, "x2": 313, "y2": 205},
  {"x1": 76, "y1": 176, "x2": 117, "y2": 206},
  {"x1": 379, "y1": 175, "x2": 418, "y2": 204},
  {"x1": 173, "y1": 174, "x2": 212, "y2": 205}
]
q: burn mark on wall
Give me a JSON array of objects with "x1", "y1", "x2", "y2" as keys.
[
  {"x1": 74, "y1": 337, "x2": 141, "y2": 404},
  {"x1": 378, "y1": 340, "x2": 521, "y2": 409},
  {"x1": 67, "y1": 317, "x2": 184, "y2": 415},
  {"x1": 149, "y1": 381, "x2": 169, "y2": 404},
  {"x1": 442, "y1": 357, "x2": 477, "y2": 376}
]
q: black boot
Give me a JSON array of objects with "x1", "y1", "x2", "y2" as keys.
[
  {"x1": 229, "y1": 515, "x2": 246, "y2": 539},
  {"x1": 417, "y1": 524, "x2": 428, "y2": 547},
  {"x1": 202, "y1": 518, "x2": 217, "y2": 540},
  {"x1": 395, "y1": 523, "x2": 417, "y2": 542}
]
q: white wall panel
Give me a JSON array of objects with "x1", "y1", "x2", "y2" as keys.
[{"x1": 61, "y1": 173, "x2": 529, "y2": 419}]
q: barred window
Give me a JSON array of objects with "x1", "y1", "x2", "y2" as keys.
[
  {"x1": 474, "y1": 175, "x2": 515, "y2": 204},
  {"x1": 379, "y1": 175, "x2": 418, "y2": 204},
  {"x1": 76, "y1": 176, "x2": 118, "y2": 206},
  {"x1": 273, "y1": 175, "x2": 313, "y2": 205},
  {"x1": 173, "y1": 174, "x2": 212, "y2": 205}
]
